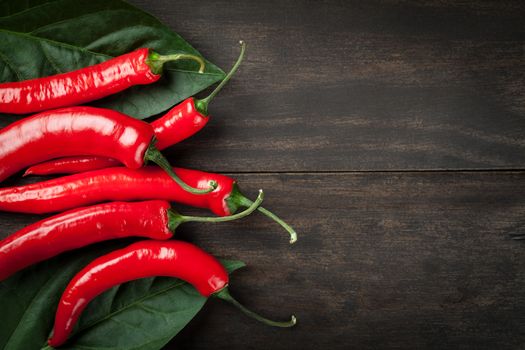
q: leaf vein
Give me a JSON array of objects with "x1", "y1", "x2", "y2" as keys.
[
  {"x1": 0, "y1": 27, "x2": 112, "y2": 59},
  {"x1": 0, "y1": 50, "x2": 23, "y2": 80},
  {"x1": 135, "y1": 303, "x2": 172, "y2": 324},
  {"x1": 3, "y1": 272, "x2": 63, "y2": 349},
  {"x1": 106, "y1": 284, "x2": 121, "y2": 315},
  {"x1": 38, "y1": 41, "x2": 62, "y2": 74},
  {"x1": 109, "y1": 317, "x2": 151, "y2": 334},
  {"x1": 74, "y1": 280, "x2": 188, "y2": 335},
  {"x1": 28, "y1": 9, "x2": 145, "y2": 36},
  {"x1": 0, "y1": 0, "x2": 62, "y2": 19}
]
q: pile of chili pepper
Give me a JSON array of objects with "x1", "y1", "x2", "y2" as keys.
[{"x1": 0, "y1": 40, "x2": 297, "y2": 348}]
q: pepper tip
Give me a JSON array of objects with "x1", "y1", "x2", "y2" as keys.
[
  {"x1": 47, "y1": 338, "x2": 56, "y2": 349},
  {"x1": 291, "y1": 315, "x2": 297, "y2": 326}
]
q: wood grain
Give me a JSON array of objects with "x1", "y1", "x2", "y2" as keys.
[
  {"x1": 128, "y1": 0, "x2": 525, "y2": 172},
  {"x1": 151, "y1": 173, "x2": 525, "y2": 349},
  {"x1": 2, "y1": 172, "x2": 525, "y2": 349},
  {"x1": 2, "y1": 1, "x2": 525, "y2": 349}
]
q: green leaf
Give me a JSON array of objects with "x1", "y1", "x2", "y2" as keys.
[
  {"x1": 0, "y1": 0, "x2": 224, "y2": 119},
  {"x1": 0, "y1": 241, "x2": 245, "y2": 350}
]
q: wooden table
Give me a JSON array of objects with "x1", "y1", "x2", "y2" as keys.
[{"x1": 5, "y1": 1, "x2": 525, "y2": 349}]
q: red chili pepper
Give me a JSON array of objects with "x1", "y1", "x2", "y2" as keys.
[
  {"x1": 0, "y1": 192, "x2": 262, "y2": 281},
  {"x1": 48, "y1": 240, "x2": 296, "y2": 347},
  {"x1": 0, "y1": 167, "x2": 297, "y2": 243},
  {"x1": 24, "y1": 41, "x2": 246, "y2": 176},
  {"x1": 0, "y1": 49, "x2": 205, "y2": 115},
  {"x1": 0, "y1": 106, "x2": 214, "y2": 194}
]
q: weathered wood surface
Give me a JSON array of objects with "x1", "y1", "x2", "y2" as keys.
[
  {"x1": 167, "y1": 172, "x2": 525, "y2": 349},
  {"x1": 2, "y1": 0, "x2": 525, "y2": 349},
  {"x1": 130, "y1": 0, "x2": 525, "y2": 172},
  {"x1": 2, "y1": 173, "x2": 525, "y2": 349},
  {"x1": 125, "y1": 0, "x2": 525, "y2": 348},
  {"x1": 160, "y1": 172, "x2": 525, "y2": 350}
]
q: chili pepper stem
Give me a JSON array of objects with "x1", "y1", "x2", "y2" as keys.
[
  {"x1": 241, "y1": 201, "x2": 297, "y2": 244},
  {"x1": 167, "y1": 190, "x2": 264, "y2": 231},
  {"x1": 147, "y1": 52, "x2": 206, "y2": 75},
  {"x1": 226, "y1": 184, "x2": 297, "y2": 244},
  {"x1": 215, "y1": 287, "x2": 296, "y2": 328},
  {"x1": 144, "y1": 143, "x2": 217, "y2": 194},
  {"x1": 194, "y1": 40, "x2": 246, "y2": 116},
  {"x1": 256, "y1": 206, "x2": 297, "y2": 244}
]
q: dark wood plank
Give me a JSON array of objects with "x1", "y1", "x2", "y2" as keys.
[
  {"x1": 2, "y1": 172, "x2": 522, "y2": 349},
  {"x1": 124, "y1": 0, "x2": 525, "y2": 171},
  {"x1": 155, "y1": 172, "x2": 525, "y2": 349},
  {"x1": 0, "y1": 1, "x2": 524, "y2": 349},
  {"x1": 168, "y1": 171, "x2": 525, "y2": 349}
]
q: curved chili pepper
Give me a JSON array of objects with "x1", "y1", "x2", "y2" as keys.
[
  {"x1": 48, "y1": 240, "x2": 296, "y2": 347},
  {"x1": 0, "y1": 49, "x2": 205, "y2": 115},
  {"x1": 0, "y1": 167, "x2": 296, "y2": 243},
  {"x1": 0, "y1": 192, "x2": 262, "y2": 281},
  {"x1": 25, "y1": 41, "x2": 246, "y2": 176},
  {"x1": 0, "y1": 106, "x2": 214, "y2": 194}
]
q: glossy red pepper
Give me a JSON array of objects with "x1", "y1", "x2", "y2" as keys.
[
  {"x1": 153, "y1": 97, "x2": 210, "y2": 150},
  {"x1": 24, "y1": 98, "x2": 207, "y2": 175},
  {"x1": 0, "y1": 106, "x2": 214, "y2": 193},
  {"x1": 0, "y1": 48, "x2": 205, "y2": 114},
  {"x1": 48, "y1": 240, "x2": 296, "y2": 347},
  {"x1": 0, "y1": 193, "x2": 262, "y2": 281},
  {"x1": 0, "y1": 166, "x2": 296, "y2": 243},
  {"x1": 25, "y1": 41, "x2": 246, "y2": 176}
]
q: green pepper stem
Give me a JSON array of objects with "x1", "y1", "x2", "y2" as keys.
[
  {"x1": 258, "y1": 206, "x2": 297, "y2": 244},
  {"x1": 215, "y1": 288, "x2": 296, "y2": 328},
  {"x1": 194, "y1": 40, "x2": 246, "y2": 116},
  {"x1": 232, "y1": 191, "x2": 297, "y2": 244},
  {"x1": 144, "y1": 144, "x2": 216, "y2": 195},
  {"x1": 147, "y1": 51, "x2": 206, "y2": 75},
  {"x1": 167, "y1": 190, "x2": 264, "y2": 231},
  {"x1": 183, "y1": 189, "x2": 263, "y2": 223}
]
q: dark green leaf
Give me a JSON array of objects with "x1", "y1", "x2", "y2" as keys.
[
  {"x1": 0, "y1": 0, "x2": 224, "y2": 119},
  {"x1": 0, "y1": 241, "x2": 245, "y2": 350}
]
